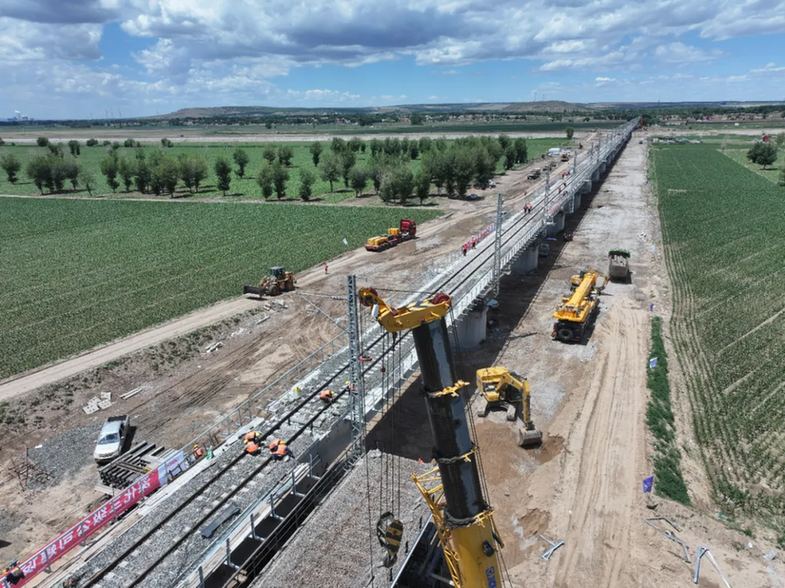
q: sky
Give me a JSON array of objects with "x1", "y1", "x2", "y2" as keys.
[{"x1": 1, "y1": 0, "x2": 785, "y2": 119}]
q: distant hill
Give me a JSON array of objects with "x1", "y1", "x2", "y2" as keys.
[{"x1": 502, "y1": 100, "x2": 587, "y2": 113}]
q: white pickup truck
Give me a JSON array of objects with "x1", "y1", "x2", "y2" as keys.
[{"x1": 93, "y1": 415, "x2": 130, "y2": 463}]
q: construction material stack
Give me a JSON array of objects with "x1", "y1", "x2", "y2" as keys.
[
  {"x1": 359, "y1": 288, "x2": 505, "y2": 588},
  {"x1": 552, "y1": 269, "x2": 609, "y2": 343},
  {"x1": 365, "y1": 219, "x2": 417, "y2": 251}
]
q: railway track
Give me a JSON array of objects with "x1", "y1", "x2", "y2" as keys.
[{"x1": 69, "y1": 124, "x2": 634, "y2": 588}]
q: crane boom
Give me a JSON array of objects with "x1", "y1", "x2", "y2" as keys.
[{"x1": 359, "y1": 288, "x2": 504, "y2": 588}]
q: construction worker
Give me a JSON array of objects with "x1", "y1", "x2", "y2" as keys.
[
  {"x1": 462, "y1": 244, "x2": 468, "y2": 256},
  {"x1": 62, "y1": 576, "x2": 78, "y2": 587},
  {"x1": 471, "y1": 237, "x2": 477, "y2": 249},
  {"x1": 193, "y1": 444, "x2": 204, "y2": 459},
  {"x1": 320, "y1": 389, "x2": 335, "y2": 404},
  {"x1": 324, "y1": 263, "x2": 328, "y2": 274},
  {"x1": 244, "y1": 431, "x2": 262, "y2": 455},
  {"x1": 269, "y1": 439, "x2": 294, "y2": 461},
  {"x1": 2, "y1": 560, "x2": 24, "y2": 585}
]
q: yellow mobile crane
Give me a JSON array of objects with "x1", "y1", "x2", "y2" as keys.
[
  {"x1": 359, "y1": 287, "x2": 505, "y2": 588},
  {"x1": 552, "y1": 269, "x2": 608, "y2": 342}
]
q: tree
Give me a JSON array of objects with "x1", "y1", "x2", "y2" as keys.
[
  {"x1": 263, "y1": 146, "x2": 276, "y2": 164},
  {"x1": 265, "y1": 120, "x2": 273, "y2": 129},
  {"x1": 124, "y1": 138, "x2": 137, "y2": 148},
  {"x1": 26, "y1": 155, "x2": 50, "y2": 193},
  {"x1": 233, "y1": 147, "x2": 250, "y2": 178},
  {"x1": 498, "y1": 134, "x2": 511, "y2": 151},
  {"x1": 134, "y1": 157, "x2": 151, "y2": 193},
  {"x1": 68, "y1": 140, "x2": 81, "y2": 156},
  {"x1": 414, "y1": 170, "x2": 430, "y2": 204},
  {"x1": 331, "y1": 137, "x2": 346, "y2": 153},
  {"x1": 271, "y1": 161, "x2": 289, "y2": 199},
  {"x1": 349, "y1": 166, "x2": 368, "y2": 197},
  {"x1": 178, "y1": 155, "x2": 207, "y2": 193},
  {"x1": 341, "y1": 150, "x2": 356, "y2": 187},
  {"x1": 514, "y1": 138, "x2": 528, "y2": 164},
  {"x1": 410, "y1": 113, "x2": 425, "y2": 126},
  {"x1": 117, "y1": 157, "x2": 135, "y2": 191},
  {"x1": 191, "y1": 157, "x2": 208, "y2": 193},
  {"x1": 277, "y1": 145, "x2": 294, "y2": 166},
  {"x1": 86, "y1": 138, "x2": 99, "y2": 147},
  {"x1": 565, "y1": 127, "x2": 575, "y2": 140},
  {"x1": 0, "y1": 153, "x2": 22, "y2": 183},
  {"x1": 779, "y1": 166, "x2": 785, "y2": 187},
  {"x1": 161, "y1": 138, "x2": 173, "y2": 148},
  {"x1": 48, "y1": 143, "x2": 64, "y2": 157},
  {"x1": 348, "y1": 137, "x2": 364, "y2": 153},
  {"x1": 310, "y1": 141, "x2": 323, "y2": 166},
  {"x1": 454, "y1": 148, "x2": 475, "y2": 198},
  {"x1": 257, "y1": 164, "x2": 274, "y2": 199},
  {"x1": 419, "y1": 137, "x2": 432, "y2": 153},
  {"x1": 409, "y1": 143, "x2": 419, "y2": 160},
  {"x1": 155, "y1": 156, "x2": 180, "y2": 198},
  {"x1": 504, "y1": 146, "x2": 516, "y2": 171},
  {"x1": 299, "y1": 167, "x2": 316, "y2": 201},
  {"x1": 63, "y1": 156, "x2": 80, "y2": 190},
  {"x1": 99, "y1": 155, "x2": 120, "y2": 192},
  {"x1": 214, "y1": 156, "x2": 232, "y2": 195},
  {"x1": 36, "y1": 137, "x2": 49, "y2": 147},
  {"x1": 319, "y1": 151, "x2": 342, "y2": 192},
  {"x1": 775, "y1": 133, "x2": 785, "y2": 148},
  {"x1": 79, "y1": 168, "x2": 96, "y2": 196},
  {"x1": 747, "y1": 143, "x2": 778, "y2": 169}
]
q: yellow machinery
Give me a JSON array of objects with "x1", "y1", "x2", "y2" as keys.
[
  {"x1": 475, "y1": 367, "x2": 543, "y2": 447},
  {"x1": 560, "y1": 151, "x2": 570, "y2": 162},
  {"x1": 552, "y1": 269, "x2": 608, "y2": 342},
  {"x1": 359, "y1": 287, "x2": 505, "y2": 588},
  {"x1": 243, "y1": 266, "x2": 295, "y2": 298}
]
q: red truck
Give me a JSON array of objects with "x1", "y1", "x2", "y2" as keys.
[{"x1": 365, "y1": 219, "x2": 417, "y2": 252}]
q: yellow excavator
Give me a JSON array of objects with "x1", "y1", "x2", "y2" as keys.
[
  {"x1": 552, "y1": 269, "x2": 609, "y2": 342},
  {"x1": 243, "y1": 266, "x2": 296, "y2": 298},
  {"x1": 475, "y1": 367, "x2": 543, "y2": 447}
]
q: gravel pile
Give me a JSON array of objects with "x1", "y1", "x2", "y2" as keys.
[
  {"x1": 255, "y1": 450, "x2": 430, "y2": 588},
  {"x1": 27, "y1": 423, "x2": 102, "y2": 489}
]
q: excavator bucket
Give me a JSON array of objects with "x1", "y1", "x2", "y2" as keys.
[
  {"x1": 517, "y1": 428, "x2": 543, "y2": 447},
  {"x1": 243, "y1": 285, "x2": 262, "y2": 296}
]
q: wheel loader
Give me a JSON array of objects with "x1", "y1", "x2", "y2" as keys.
[
  {"x1": 475, "y1": 367, "x2": 543, "y2": 447},
  {"x1": 243, "y1": 266, "x2": 296, "y2": 298}
]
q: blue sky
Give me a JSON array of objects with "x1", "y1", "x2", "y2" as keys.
[{"x1": 1, "y1": 0, "x2": 784, "y2": 119}]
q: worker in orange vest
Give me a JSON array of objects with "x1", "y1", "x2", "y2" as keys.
[
  {"x1": 193, "y1": 444, "x2": 205, "y2": 459},
  {"x1": 244, "y1": 431, "x2": 262, "y2": 455},
  {"x1": 269, "y1": 439, "x2": 294, "y2": 461},
  {"x1": 320, "y1": 389, "x2": 335, "y2": 404}
]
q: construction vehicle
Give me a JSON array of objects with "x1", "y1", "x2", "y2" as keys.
[
  {"x1": 527, "y1": 168, "x2": 542, "y2": 180},
  {"x1": 552, "y1": 269, "x2": 609, "y2": 343},
  {"x1": 243, "y1": 266, "x2": 295, "y2": 298},
  {"x1": 93, "y1": 415, "x2": 130, "y2": 463},
  {"x1": 359, "y1": 287, "x2": 504, "y2": 588},
  {"x1": 365, "y1": 219, "x2": 417, "y2": 252},
  {"x1": 475, "y1": 367, "x2": 543, "y2": 447},
  {"x1": 560, "y1": 150, "x2": 570, "y2": 162},
  {"x1": 608, "y1": 249, "x2": 631, "y2": 281}
]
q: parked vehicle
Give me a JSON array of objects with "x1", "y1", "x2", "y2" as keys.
[{"x1": 94, "y1": 415, "x2": 130, "y2": 463}]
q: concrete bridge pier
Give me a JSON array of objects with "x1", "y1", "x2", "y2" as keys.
[
  {"x1": 572, "y1": 192, "x2": 582, "y2": 210},
  {"x1": 511, "y1": 243, "x2": 539, "y2": 275},
  {"x1": 591, "y1": 170, "x2": 600, "y2": 182},
  {"x1": 454, "y1": 300, "x2": 487, "y2": 349},
  {"x1": 546, "y1": 211, "x2": 566, "y2": 236},
  {"x1": 599, "y1": 162, "x2": 608, "y2": 175},
  {"x1": 581, "y1": 181, "x2": 592, "y2": 194}
]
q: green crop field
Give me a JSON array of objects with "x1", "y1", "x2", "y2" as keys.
[
  {"x1": 0, "y1": 198, "x2": 441, "y2": 379},
  {"x1": 651, "y1": 143, "x2": 785, "y2": 523},
  {"x1": 0, "y1": 138, "x2": 566, "y2": 201}
]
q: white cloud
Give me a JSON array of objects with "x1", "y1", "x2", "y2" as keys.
[
  {"x1": 653, "y1": 42, "x2": 723, "y2": 63},
  {"x1": 751, "y1": 62, "x2": 785, "y2": 73}
]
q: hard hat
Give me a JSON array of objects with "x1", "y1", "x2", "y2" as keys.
[{"x1": 193, "y1": 444, "x2": 199, "y2": 448}]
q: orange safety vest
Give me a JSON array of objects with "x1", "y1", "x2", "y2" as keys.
[
  {"x1": 273, "y1": 443, "x2": 288, "y2": 457},
  {"x1": 246, "y1": 442, "x2": 259, "y2": 454},
  {"x1": 320, "y1": 390, "x2": 334, "y2": 402},
  {"x1": 193, "y1": 446, "x2": 204, "y2": 458}
]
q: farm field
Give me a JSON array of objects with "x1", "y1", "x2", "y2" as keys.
[
  {"x1": 0, "y1": 197, "x2": 441, "y2": 380},
  {"x1": 721, "y1": 148, "x2": 783, "y2": 184},
  {"x1": 0, "y1": 138, "x2": 566, "y2": 201},
  {"x1": 651, "y1": 143, "x2": 785, "y2": 525}
]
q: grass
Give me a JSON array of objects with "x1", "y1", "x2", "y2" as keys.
[
  {"x1": 646, "y1": 316, "x2": 690, "y2": 505},
  {"x1": 0, "y1": 139, "x2": 566, "y2": 201},
  {"x1": 720, "y1": 148, "x2": 783, "y2": 184},
  {"x1": 0, "y1": 197, "x2": 441, "y2": 379},
  {"x1": 651, "y1": 142, "x2": 785, "y2": 522}
]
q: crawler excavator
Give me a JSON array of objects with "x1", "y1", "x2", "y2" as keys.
[
  {"x1": 552, "y1": 269, "x2": 609, "y2": 343},
  {"x1": 475, "y1": 367, "x2": 543, "y2": 447},
  {"x1": 359, "y1": 287, "x2": 506, "y2": 588}
]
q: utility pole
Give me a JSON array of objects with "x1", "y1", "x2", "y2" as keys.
[
  {"x1": 493, "y1": 192, "x2": 504, "y2": 296},
  {"x1": 346, "y1": 275, "x2": 366, "y2": 465},
  {"x1": 573, "y1": 151, "x2": 578, "y2": 175}
]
